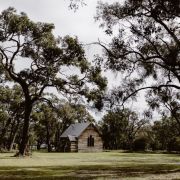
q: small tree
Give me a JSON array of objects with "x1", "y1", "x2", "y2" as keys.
[
  {"x1": 100, "y1": 109, "x2": 128, "y2": 149},
  {"x1": 151, "y1": 116, "x2": 179, "y2": 151},
  {"x1": 146, "y1": 88, "x2": 180, "y2": 133}
]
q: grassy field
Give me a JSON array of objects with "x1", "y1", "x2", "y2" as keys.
[{"x1": 0, "y1": 151, "x2": 180, "y2": 179}]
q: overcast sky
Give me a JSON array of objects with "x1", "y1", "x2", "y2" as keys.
[
  {"x1": 0, "y1": 0, "x2": 109, "y2": 42},
  {"x1": 0, "y1": 0, "x2": 155, "y2": 120},
  {"x1": 0, "y1": 0, "x2": 118, "y2": 78}
]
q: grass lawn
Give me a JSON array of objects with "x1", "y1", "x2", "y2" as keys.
[{"x1": 0, "y1": 151, "x2": 180, "y2": 179}]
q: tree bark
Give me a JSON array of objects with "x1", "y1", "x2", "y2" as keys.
[
  {"x1": 8, "y1": 131, "x2": 17, "y2": 151},
  {"x1": 55, "y1": 125, "x2": 61, "y2": 152},
  {"x1": 8, "y1": 118, "x2": 20, "y2": 151},
  {"x1": 37, "y1": 140, "x2": 41, "y2": 150},
  {"x1": 128, "y1": 135, "x2": 134, "y2": 151},
  {"x1": 18, "y1": 102, "x2": 32, "y2": 156},
  {"x1": 46, "y1": 121, "x2": 52, "y2": 152}
]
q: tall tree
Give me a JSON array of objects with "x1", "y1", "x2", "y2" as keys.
[
  {"x1": 0, "y1": 85, "x2": 23, "y2": 150},
  {"x1": 100, "y1": 108, "x2": 147, "y2": 150},
  {"x1": 34, "y1": 103, "x2": 57, "y2": 152},
  {"x1": 0, "y1": 8, "x2": 107, "y2": 156},
  {"x1": 32, "y1": 97, "x2": 94, "y2": 151},
  {"x1": 96, "y1": 0, "x2": 180, "y2": 111},
  {"x1": 146, "y1": 88, "x2": 180, "y2": 132},
  {"x1": 151, "y1": 116, "x2": 180, "y2": 151},
  {"x1": 100, "y1": 109, "x2": 127, "y2": 150}
]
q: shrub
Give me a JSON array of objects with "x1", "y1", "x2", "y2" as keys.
[
  {"x1": 133, "y1": 137, "x2": 148, "y2": 151},
  {"x1": 167, "y1": 137, "x2": 180, "y2": 152}
]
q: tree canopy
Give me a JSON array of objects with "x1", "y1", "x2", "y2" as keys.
[
  {"x1": 100, "y1": 108, "x2": 147, "y2": 150},
  {"x1": 96, "y1": 0, "x2": 180, "y2": 112}
]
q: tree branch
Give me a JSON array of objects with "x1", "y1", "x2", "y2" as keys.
[{"x1": 122, "y1": 84, "x2": 180, "y2": 105}]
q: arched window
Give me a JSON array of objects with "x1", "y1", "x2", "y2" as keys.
[{"x1": 87, "y1": 135, "x2": 94, "y2": 147}]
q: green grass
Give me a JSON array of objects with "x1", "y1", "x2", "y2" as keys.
[{"x1": 0, "y1": 151, "x2": 180, "y2": 179}]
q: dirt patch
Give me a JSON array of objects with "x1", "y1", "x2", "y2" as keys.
[{"x1": 68, "y1": 170, "x2": 180, "y2": 180}]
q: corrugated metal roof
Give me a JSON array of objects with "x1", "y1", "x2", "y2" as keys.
[{"x1": 60, "y1": 122, "x2": 90, "y2": 138}]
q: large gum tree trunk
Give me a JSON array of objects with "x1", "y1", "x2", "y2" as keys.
[{"x1": 18, "y1": 102, "x2": 32, "y2": 156}]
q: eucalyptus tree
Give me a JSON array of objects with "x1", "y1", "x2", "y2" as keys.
[
  {"x1": 57, "y1": 102, "x2": 94, "y2": 131},
  {"x1": 33, "y1": 103, "x2": 58, "y2": 152},
  {"x1": 0, "y1": 105, "x2": 9, "y2": 150},
  {"x1": 0, "y1": 85, "x2": 24, "y2": 150},
  {"x1": 32, "y1": 97, "x2": 94, "y2": 152},
  {"x1": 100, "y1": 108, "x2": 147, "y2": 150},
  {"x1": 152, "y1": 116, "x2": 180, "y2": 151},
  {"x1": 96, "y1": 0, "x2": 180, "y2": 109},
  {"x1": 100, "y1": 109, "x2": 128, "y2": 149},
  {"x1": 146, "y1": 88, "x2": 180, "y2": 133},
  {"x1": 0, "y1": 8, "x2": 107, "y2": 156}
]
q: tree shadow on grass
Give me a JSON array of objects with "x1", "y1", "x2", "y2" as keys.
[{"x1": 0, "y1": 164, "x2": 180, "y2": 180}]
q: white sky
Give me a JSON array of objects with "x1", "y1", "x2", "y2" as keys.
[
  {"x1": 0, "y1": 0, "x2": 108, "y2": 42},
  {"x1": 0, "y1": 0, "x2": 159, "y2": 121}
]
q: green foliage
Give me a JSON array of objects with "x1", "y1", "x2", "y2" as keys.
[
  {"x1": 0, "y1": 7, "x2": 106, "y2": 108},
  {"x1": 96, "y1": 1, "x2": 180, "y2": 151},
  {"x1": 57, "y1": 102, "x2": 94, "y2": 124},
  {"x1": 96, "y1": 0, "x2": 180, "y2": 111},
  {"x1": 149, "y1": 116, "x2": 180, "y2": 151},
  {"x1": 0, "y1": 84, "x2": 24, "y2": 150},
  {"x1": 100, "y1": 109, "x2": 128, "y2": 149},
  {"x1": 31, "y1": 95, "x2": 94, "y2": 151},
  {"x1": 146, "y1": 88, "x2": 180, "y2": 133},
  {"x1": 167, "y1": 137, "x2": 180, "y2": 152},
  {"x1": 100, "y1": 108, "x2": 147, "y2": 150},
  {"x1": 133, "y1": 137, "x2": 148, "y2": 151}
]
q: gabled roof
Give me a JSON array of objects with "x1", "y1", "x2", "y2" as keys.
[{"x1": 60, "y1": 122, "x2": 90, "y2": 138}]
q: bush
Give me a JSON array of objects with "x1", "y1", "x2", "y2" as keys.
[
  {"x1": 133, "y1": 137, "x2": 148, "y2": 151},
  {"x1": 167, "y1": 137, "x2": 180, "y2": 152},
  {"x1": 149, "y1": 140, "x2": 161, "y2": 151}
]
